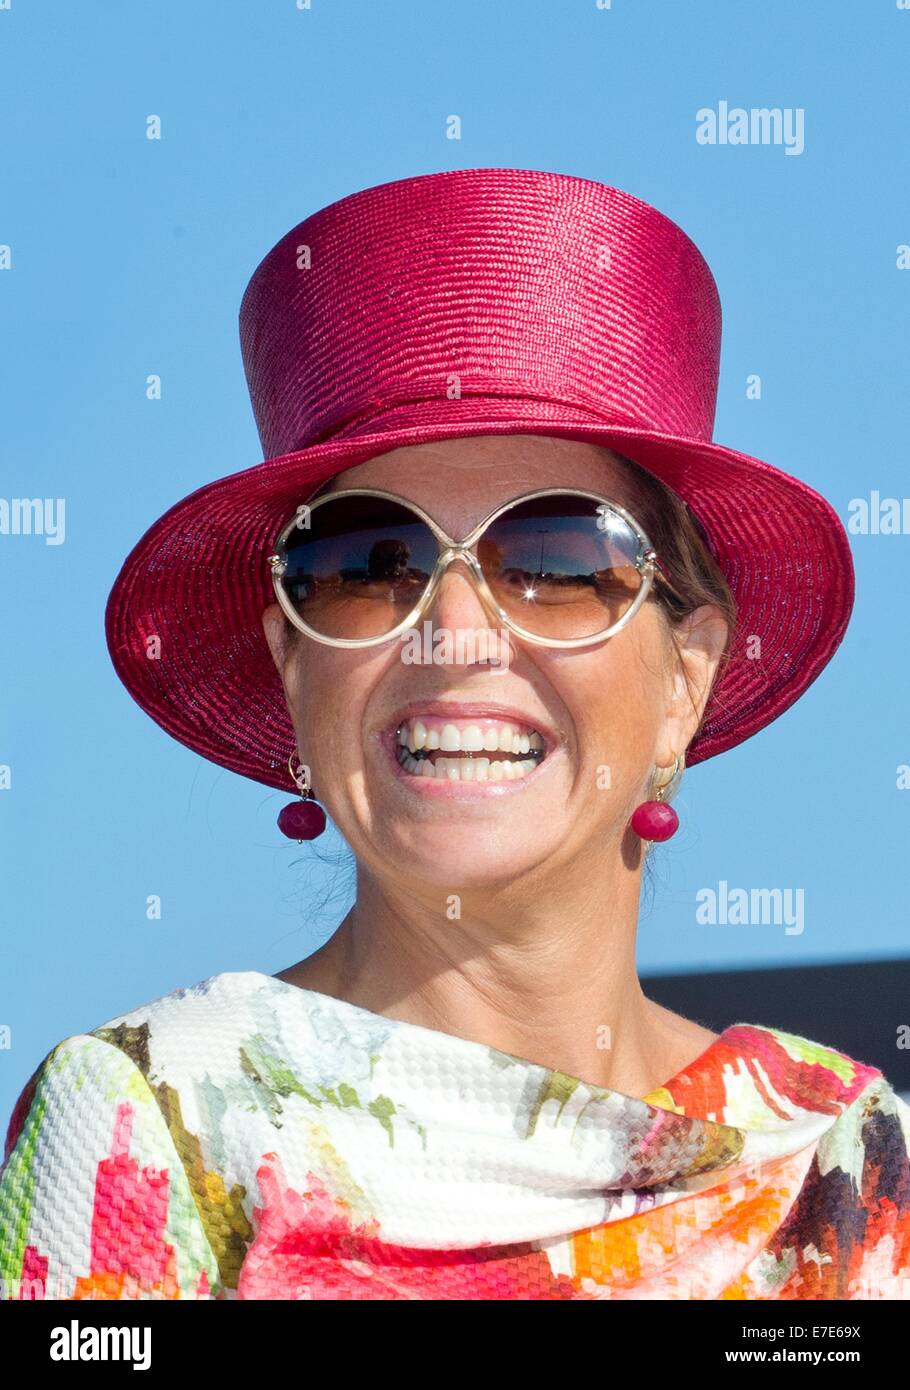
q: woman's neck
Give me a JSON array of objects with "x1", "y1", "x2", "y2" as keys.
[{"x1": 276, "y1": 851, "x2": 718, "y2": 1098}]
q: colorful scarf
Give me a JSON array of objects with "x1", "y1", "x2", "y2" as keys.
[{"x1": 2, "y1": 970, "x2": 909, "y2": 1299}]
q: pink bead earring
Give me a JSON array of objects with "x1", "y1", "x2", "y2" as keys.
[
  {"x1": 277, "y1": 752, "x2": 327, "y2": 841},
  {"x1": 629, "y1": 755, "x2": 682, "y2": 844}
]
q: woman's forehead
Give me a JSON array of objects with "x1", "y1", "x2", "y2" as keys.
[{"x1": 317, "y1": 436, "x2": 635, "y2": 507}]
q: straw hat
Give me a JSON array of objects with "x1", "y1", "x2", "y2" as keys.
[{"x1": 105, "y1": 167, "x2": 854, "y2": 791}]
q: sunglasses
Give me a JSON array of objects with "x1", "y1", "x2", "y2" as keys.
[{"x1": 268, "y1": 486, "x2": 685, "y2": 649}]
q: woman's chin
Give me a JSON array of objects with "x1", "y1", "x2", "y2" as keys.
[{"x1": 367, "y1": 835, "x2": 555, "y2": 893}]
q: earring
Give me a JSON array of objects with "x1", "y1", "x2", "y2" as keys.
[
  {"x1": 277, "y1": 752, "x2": 327, "y2": 841},
  {"x1": 630, "y1": 755, "x2": 681, "y2": 844}
]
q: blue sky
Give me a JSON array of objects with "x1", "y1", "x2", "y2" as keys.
[{"x1": 1, "y1": 0, "x2": 908, "y2": 1117}]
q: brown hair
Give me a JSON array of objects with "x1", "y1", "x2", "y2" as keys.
[{"x1": 610, "y1": 451, "x2": 738, "y2": 748}]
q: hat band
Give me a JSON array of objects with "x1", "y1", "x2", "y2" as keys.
[{"x1": 296, "y1": 386, "x2": 658, "y2": 452}]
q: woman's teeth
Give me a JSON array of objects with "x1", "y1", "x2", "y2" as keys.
[
  {"x1": 397, "y1": 752, "x2": 538, "y2": 781},
  {"x1": 394, "y1": 718, "x2": 546, "y2": 781}
]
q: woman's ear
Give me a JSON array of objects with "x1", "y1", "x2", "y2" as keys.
[
  {"x1": 261, "y1": 602, "x2": 291, "y2": 674},
  {"x1": 654, "y1": 604, "x2": 730, "y2": 767}
]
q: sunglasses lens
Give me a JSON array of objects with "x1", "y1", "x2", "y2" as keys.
[
  {"x1": 276, "y1": 494, "x2": 438, "y2": 640},
  {"x1": 478, "y1": 494, "x2": 646, "y2": 639}
]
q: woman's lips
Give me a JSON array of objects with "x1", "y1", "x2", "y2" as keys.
[{"x1": 377, "y1": 723, "x2": 554, "y2": 797}]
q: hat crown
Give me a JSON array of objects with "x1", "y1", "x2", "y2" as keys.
[{"x1": 238, "y1": 168, "x2": 722, "y2": 460}]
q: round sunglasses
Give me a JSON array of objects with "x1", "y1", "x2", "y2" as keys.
[{"x1": 268, "y1": 486, "x2": 685, "y2": 649}]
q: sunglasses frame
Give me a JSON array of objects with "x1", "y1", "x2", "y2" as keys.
[{"x1": 268, "y1": 486, "x2": 686, "y2": 650}]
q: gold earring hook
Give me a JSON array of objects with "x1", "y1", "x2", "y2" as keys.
[{"x1": 654, "y1": 754, "x2": 682, "y2": 802}]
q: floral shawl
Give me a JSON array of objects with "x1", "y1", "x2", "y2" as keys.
[{"x1": 2, "y1": 970, "x2": 909, "y2": 1299}]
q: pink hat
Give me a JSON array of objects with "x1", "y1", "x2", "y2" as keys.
[{"x1": 105, "y1": 167, "x2": 854, "y2": 791}]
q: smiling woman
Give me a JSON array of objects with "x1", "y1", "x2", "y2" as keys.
[{"x1": 2, "y1": 168, "x2": 908, "y2": 1302}]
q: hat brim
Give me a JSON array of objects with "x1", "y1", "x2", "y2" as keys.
[{"x1": 104, "y1": 415, "x2": 854, "y2": 791}]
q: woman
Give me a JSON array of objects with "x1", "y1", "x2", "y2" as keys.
[{"x1": 2, "y1": 168, "x2": 908, "y2": 1301}]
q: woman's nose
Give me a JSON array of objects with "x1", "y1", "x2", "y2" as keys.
[
  {"x1": 425, "y1": 558, "x2": 492, "y2": 632},
  {"x1": 419, "y1": 559, "x2": 510, "y2": 665}
]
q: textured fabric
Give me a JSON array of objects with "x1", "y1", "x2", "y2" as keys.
[
  {"x1": 103, "y1": 167, "x2": 855, "y2": 792},
  {"x1": 2, "y1": 970, "x2": 908, "y2": 1300}
]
